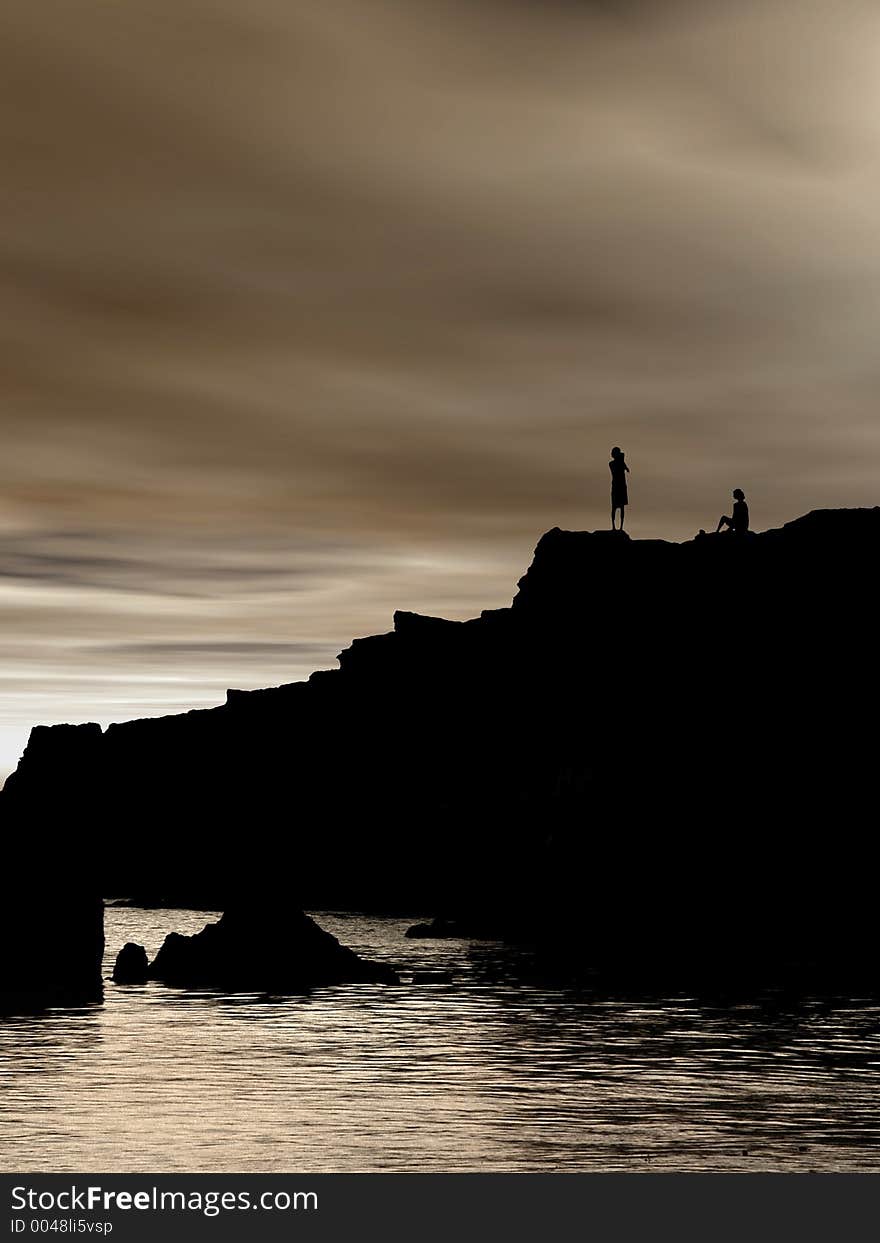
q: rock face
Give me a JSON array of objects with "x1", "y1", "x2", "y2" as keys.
[
  {"x1": 112, "y1": 942, "x2": 149, "y2": 984},
  {"x1": 148, "y1": 906, "x2": 398, "y2": 990},
  {"x1": 3, "y1": 507, "x2": 880, "y2": 990},
  {"x1": 0, "y1": 895, "x2": 104, "y2": 1012}
]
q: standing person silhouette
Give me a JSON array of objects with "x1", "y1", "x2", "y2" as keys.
[
  {"x1": 716, "y1": 488, "x2": 749, "y2": 534},
  {"x1": 609, "y1": 446, "x2": 629, "y2": 531}
]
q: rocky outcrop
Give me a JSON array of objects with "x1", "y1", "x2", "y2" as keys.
[
  {"x1": 112, "y1": 942, "x2": 149, "y2": 984},
  {"x1": 3, "y1": 507, "x2": 880, "y2": 991},
  {"x1": 148, "y1": 906, "x2": 399, "y2": 990},
  {"x1": 0, "y1": 895, "x2": 104, "y2": 1012}
]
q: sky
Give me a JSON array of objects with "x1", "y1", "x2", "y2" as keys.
[{"x1": 3, "y1": 0, "x2": 880, "y2": 782}]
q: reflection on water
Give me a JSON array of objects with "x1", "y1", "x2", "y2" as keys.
[{"x1": 1, "y1": 907, "x2": 880, "y2": 1172}]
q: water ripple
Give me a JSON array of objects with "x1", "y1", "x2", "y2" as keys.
[{"x1": 0, "y1": 908, "x2": 879, "y2": 1171}]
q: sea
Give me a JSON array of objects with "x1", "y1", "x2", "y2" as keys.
[{"x1": 1, "y1": 906, "x2": 879, "y2": 1172}]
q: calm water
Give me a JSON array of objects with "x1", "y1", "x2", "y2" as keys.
[{"x1": 1, "y1": 907, "x2": 880, "y2": 1172}]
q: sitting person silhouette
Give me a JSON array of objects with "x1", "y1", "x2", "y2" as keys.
[
  {"x1": 610, "y1": 446, "x2": 629, "y2": 531},
  {"x1": 716, "y1": 488, "x2": 749, "y2": 535}
]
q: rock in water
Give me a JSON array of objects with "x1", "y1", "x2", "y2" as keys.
[
  {"x1": 149, "y1": 906, "x2": 398, "y2": 990},
  {"x1": 0, "y1": 893, "x2": 104, "y2": 1013},
  {"x1": 112, "y1": 942, "x2": 149, "y2": 984}
]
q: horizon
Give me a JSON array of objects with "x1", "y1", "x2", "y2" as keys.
[{"x1": 6, "y1": 0, "x2": 880, "y2": 782}]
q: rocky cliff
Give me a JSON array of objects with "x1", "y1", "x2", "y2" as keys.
[
  {"x1": 3, "y1": 508, "x2": 879, "y2": 990},
  {"x1": 0, "y1": 890, "x2": 104, "y2": 1012}
]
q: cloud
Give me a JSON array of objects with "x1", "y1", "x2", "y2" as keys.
[
  {"x1": 95, "y1": 640, "x2": 336, "y2": 660},
  {"x1": 2, "y1": 0, "x2": 880, "y2": 778}
]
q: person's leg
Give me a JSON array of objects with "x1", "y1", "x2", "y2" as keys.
[
  {"x1": 619, "y1": 505, "x2": 625, "y2": 531},
  {"x1": 611, "y1": 504, "x2": 618, "y2": 530},
  {"x1": 716, "y1": 515, "x2": 732, "y2": 533}
]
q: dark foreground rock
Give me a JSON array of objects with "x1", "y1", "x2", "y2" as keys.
[
  {"x1": 4, "y1": 507, "x2": 880, "y2": 993},
  {"x1": 112, "y1": 942, "x2": 149, "y2": 984},
  {"x1": 0, "y1": 894, "x2": 104, "y2": 1013},
  {"x1": 149, "y1": 906, "x2": 399, "y2": 990}
]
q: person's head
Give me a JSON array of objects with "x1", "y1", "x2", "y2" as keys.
[
  {"x1": 611, "y1": 446, "x2": 622, "y2": 458},
  {"x1": 733, "y1": 488, "x2": 745, "y2": 501}
]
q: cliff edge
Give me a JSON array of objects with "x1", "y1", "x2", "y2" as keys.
[{"x1": 3, "y1": 508, "x2": 879, "y2": 990}]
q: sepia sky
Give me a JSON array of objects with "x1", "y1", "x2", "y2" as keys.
[{"x1": 3, "y1": 0, "x2": 880, "y2": 782}]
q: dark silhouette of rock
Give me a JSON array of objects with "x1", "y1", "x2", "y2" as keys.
[
  {"x1": 112, "y1": 942, "x2": 149, "y2": 984},
  {"x1": 0, "y1": 894, "x2": 104, "y2": 1013},
  {"x1": 0, "y1": 723, "x2": 106, "y2": 1009},
  {"x1": 412, "y1": 970, "x2": 454, "y2": 984},
  {"x1": 4, "y1": 506, "x2": 880, "y2": 993},
  {"x1": 148, "y1": 905, "x2": 399, "y2": 990}
]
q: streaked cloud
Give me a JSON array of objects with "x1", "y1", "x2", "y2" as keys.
[{"x1": 3, "y1": 0, "x2": 880, "y2": 779}]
